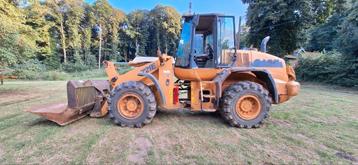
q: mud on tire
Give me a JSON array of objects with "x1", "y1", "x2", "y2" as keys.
[
  {"x1": 108, "y1": 81, "x2": 157, "y2": 128},
  {"x1": 220, "y1": 81, "x2": 271, "y2": 128}
]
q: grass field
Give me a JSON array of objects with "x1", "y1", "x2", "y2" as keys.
[{"x1": 0, "y1": 81, "x2": 357, "y2": 164}]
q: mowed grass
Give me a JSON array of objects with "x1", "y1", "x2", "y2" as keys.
[{"x1": 0, "y1": 81, "x2": 357, "y2": 164}]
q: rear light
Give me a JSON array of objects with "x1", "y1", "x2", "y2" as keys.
[{"x1": 173, "y1": 86, "x2": 179, "y2": 104}]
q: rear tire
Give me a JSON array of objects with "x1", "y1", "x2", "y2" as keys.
[
  {"x1": 220, "y1": 81, "x2": 271, "y2": 128},
  {"x1": 108, "y1": 81, "x2": 157, "y2": 128}
]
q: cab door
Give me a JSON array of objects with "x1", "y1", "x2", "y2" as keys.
[{"x1": 216, "y1": 16, "x2": 236, "y2": 67}]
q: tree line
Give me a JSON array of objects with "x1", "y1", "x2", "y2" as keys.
[
  {"x1": 1, "y1": 0, "x2": 357, "y2": 86},
  {"x1": 0, "y1": 0, "x2": 181, "y2": 70},
  {"x1": 242, "y1": 0, "x2": 357, "y2": 57},
  {"x1": 242, "y1": 0, "x2": 357, "y2": 86}
]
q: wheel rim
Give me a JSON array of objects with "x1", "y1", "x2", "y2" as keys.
[
  {"x1": 117, "y1": 93, "x2": 144, "y2": 119},
  {"x1": 235, "y1": 95, "x2": 261, "y2": 120}
]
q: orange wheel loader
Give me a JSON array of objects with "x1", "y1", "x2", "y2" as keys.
[{"x1": 27, "y1": 14, "x2": 300, "y2": 128}]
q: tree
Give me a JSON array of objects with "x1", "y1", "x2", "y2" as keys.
[
  {"x1": 93, "y1": 0, "x2": 114, "y2": 67},
  {"x1": 1, "y1": 0, "x2": 183, "y2": 69},
  {"x1": 128, "y1": 10, "x2": 150, "y2": 56},
  {"x1": 297, "y1": 1, "x2": 358, "y2": 87},
  {"x1": 333, "y1": 0, "x2": 358, "y2": 86},
  {"x1": 336, "y1": 1, "x2": 358, "y2": 57},
  {"x1": 243, "y1": 0, "x2": 313, "y2": 56},
  {"x1": 306, "y1": 14, "x2": 344, "y2": 51},
  {"x1": 65, "y1": 0, "x2": 86, "y2": 64},
  {"x1": 45, "y1": 0, "x2": 70, "y2": 63},
  {"x1": 311, "y1": 0, "x2": 335, "y2": 24},
  {"x1": 108, "y1": 8, "x2": 125, "y2": 60},
  {"x1": 306, "y1": 0, "x2": 350, "y2": 52},
  {"x1": 24, "y1": 0, "x2": 53, "y2": 57},
  {"x1": 0, "y1": 0, "x2": 37, "y2": 66},
  {"x1": 81, "y1": 4, "x2": 97, "y2": 66},
  {"x1": 148, "y1": 5, "x2": 181, "y2": 56}
]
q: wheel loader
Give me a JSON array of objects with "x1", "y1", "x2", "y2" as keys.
[{"x1": 27, "y1": 14, "x2": 300, "y2": 128}]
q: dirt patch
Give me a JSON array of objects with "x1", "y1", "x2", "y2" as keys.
[
  {"x1": 0, "y1": 97, "x2": 41, "y2": 106},
  {"x1": 270, "y1": 119, "x2": 292, "y2": 127},
  {"x1": 335, "y1": 151, "x2": 357, "y2": 162},
  {"x1": 0, "y1": 90, "x2": 42, "y2": 106},
  {"x1": 127, "y1": 137, "x2": 153, "y2": 164},
  {"x1": 0, "y1": 90, "x2": 28, "y2": 97},
  {"x1": 0, "y1": 145, "x2": 4, "y2": 160}
]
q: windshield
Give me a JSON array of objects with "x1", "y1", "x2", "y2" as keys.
[{"x1": 175, "y1": 19, "x2": 193, "y2": 67}]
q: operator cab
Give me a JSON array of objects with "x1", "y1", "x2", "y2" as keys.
[{"x1": 175, "y1": 14, "x2": 237, "y2": 69}]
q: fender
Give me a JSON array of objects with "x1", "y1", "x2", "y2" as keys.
[
  {"x1": 137, "y1": 72, "x2": 166, "y2": 105},
  {"x1": 250, "y1": 70, "x2": 278, "y2": 104},
  {"x1": 214, "y1": 68, "x2": 279, "y2": 105}
]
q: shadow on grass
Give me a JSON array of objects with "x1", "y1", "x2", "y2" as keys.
[
  {"x1": 26, "y1": 110, "x2": 230, "y2": 128},
  {"x1": 155, "y1": 110, "x2": 229, "y2": 125},
  {"x1": 27, "y1": 118, "x2": 60, "y2": 127}
]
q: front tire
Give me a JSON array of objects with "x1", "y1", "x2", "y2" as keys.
[
  {"x1": 220, "y1": 81, "x2": 271, "y2": 128},
  {"x1": 108, "y1": 81, "x2": 157, "y2": 128}
]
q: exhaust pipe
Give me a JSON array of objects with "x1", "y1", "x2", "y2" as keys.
[{"x1": 260, "y1": 36, "x2": 270, "y2": 53}]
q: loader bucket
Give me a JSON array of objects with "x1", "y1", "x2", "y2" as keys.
[{"x1": 27, "y1": 80, "x2": 110, "y2": 126}]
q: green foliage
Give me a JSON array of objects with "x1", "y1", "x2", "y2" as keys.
[
  {"x1": 65, "y1": 0, "x2": 85, "y2": 63},
  {"x1": 42, "y1": 70, "x2": 69, "y2": 80},
  {"x1": 61, "y1": 62, "x2": 92, "y2": 73},
  {"x1": 148, "y1": 5, "x2": 181, "y2": 55},
  {"x1": 306, "y1": 14, "x2": 344, "y2": 51},
  {"x1": 311, "y1": 0, "x2": 336, "y2": 24},
  {"x1": 0, "y1": 0, "x2": 181, "y2": 67},
  {"x1": 120, "y1": 6, "x2": 181, "y2": 59},
  {"x1": 24, "y1": 0, "x2": 53, "y2": 57},
  {"x1": 0, "y1": 0, "x2": 37, "y2": 66},
  {"x1": 304, "y1": 1, "x2": 357, "y2": 88},
  {"x1": 1, "y1": 0, "x2": 357, "y2": 88},
  {"x1": 127, "y1": 10, "x2": 150, "y2": 56},
  {"x1": 242, "y1": 0, "x2": 357, "y2": 87},
  {"x1": 243, "y1": 0, "x2": 313, "y2": 56},
  {"x1": 335, "y1": 1, "x2": 358, "y2": 56},
  {"x1": 68, "y1": 69, "x2": 106, "y2": 79},
  {"x1": 296, "y1": 52, "x2": 358, "y2": 87},
  {"x1": 306, "y1": 0, "x2": 353, "y2": 53},
  {"x1": 10, "y1": 59, "x2": 107, "y2": 80},
  {"x1": 0, "y1": 0, "x2": 183, "y2": 82},
  {"x1": 242, "y1": 0, "x2": 353, "y2": 57},
  {"x1": 12, "y1": 59, "x2": 47, "y2": 79}
]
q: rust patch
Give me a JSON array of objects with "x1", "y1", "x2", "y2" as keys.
[{"x1": 127, "y1": 137, "x2": 152, "y2": 164}]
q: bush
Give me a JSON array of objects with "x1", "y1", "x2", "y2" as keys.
[
  {"x1": 10, "y1": 59, "x2": 133, "y2": 81},
  {"x1": 69, "y1": 69, "x2": 106, "y2": 79},
  {"x1": 43, "y1": 71, "x2": 69, "y2": 81},
  {"x1": 43, "y1": 54, "x2": 62, "y2": 70},
  {"x1": 11, "y1": 59, "x2": 70, "y2": 80},
  {"x1": 12, "y1": 59, "x2": 47, "y2": 80},
  {"x1": 61, "y1": 62, "x2": 93, "y2": 73},
  {"x1": 296, "y1": 51, "x2": 358, "y2": 87}
]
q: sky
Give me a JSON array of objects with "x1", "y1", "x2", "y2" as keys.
[{"x1": 85, "y1": 0, "x2": 248, "y2": 21}]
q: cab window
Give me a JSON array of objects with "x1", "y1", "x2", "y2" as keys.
[{"x1": 217, "y1": 17, "x2": 236, "y2": 66}]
